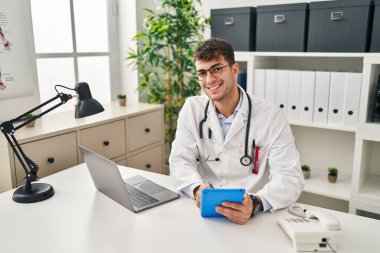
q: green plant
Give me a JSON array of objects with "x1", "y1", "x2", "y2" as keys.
[
  {"x1": 328, "y1": 167, "x2": 338, "y2": 176},
  {"x1": 301, "y1": 165, "x2": 310, "y2": 171},
  {"x1": 127, "y1": 0, "x2": 209, "y2": 145},
  {"x1": 117, "y1": 93, "x2": 126, "y2": 99}
]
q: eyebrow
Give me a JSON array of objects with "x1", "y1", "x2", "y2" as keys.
[{"x1": 197, "y1": 63, "x2": 224, "y2": 72}]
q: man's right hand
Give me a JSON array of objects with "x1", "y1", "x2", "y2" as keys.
[{"x1": 193, "y1": 184, "x2": 209, "y2": 208}]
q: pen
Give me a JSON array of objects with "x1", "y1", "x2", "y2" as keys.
[
  {"x1": 251, "y1": 139, "x2": 256, "y2": 174},
  {"x1": 208, "y1": 181, "x2": 214, "y2": 189},
  {"x1": 254, "y1": 146, "x2": 260, "y2": 175}
]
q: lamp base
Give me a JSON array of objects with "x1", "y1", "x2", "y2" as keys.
[{"x1": 13, "y1": 183, "x2": 55, "y2": 203}]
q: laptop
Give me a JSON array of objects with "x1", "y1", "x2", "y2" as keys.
[{"x1": 79, "y1": 146, "x2": 179, "y2": 213}]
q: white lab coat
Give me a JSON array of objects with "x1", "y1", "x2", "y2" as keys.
[{"x1": 169, "y1": 87, "x2": 304, "y2": 210}]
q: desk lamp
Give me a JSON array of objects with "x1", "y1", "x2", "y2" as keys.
[{"x1": 0, "y1": 82, "x2": 104, "y2": 203}]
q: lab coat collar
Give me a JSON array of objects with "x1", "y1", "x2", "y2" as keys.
[
  {"x1": 205, "y1": 86, "x2": 250, "y2": 145},
  {"x1": 224, "y1": 87, "x2": 250, "y2": 145}
]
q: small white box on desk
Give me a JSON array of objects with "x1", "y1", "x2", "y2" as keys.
[
  {"x1": 300, "y1": 71, "x2": 316, "y2": 123},
  {"x1": 253, "y1": 69, "x2": 266, "y2": 99},
  {"x1": 344, "y1": 72, "x2": 362, "y2": 127},
  {"x1": 287, "y1": 70, "x2": 302, "y2": 121},
  {"x1": 265, "y1": 69, "x2": 277, "y2": 104},
  {"x1": 328, "y1": 72, "x2": 346, "y2": 126},
  {"x1": 276, "y1": 70, "x2": 289, "y2": 114},
  {"x1": 313, "y1": 71, "x2": 331, "y2": 125}
]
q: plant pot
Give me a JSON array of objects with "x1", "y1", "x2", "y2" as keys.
[
  {"x1": 118, "y1": 98, "x2": 126, "y2": 106},
  {"x1": 328, "y1": 175, "x2": 337, "y2": 183},
  {"x1": 26, "y1": 120, "x2": 36, "y2": 127},
  {"x1": 302, "y1": 170, "x2": 311, "y2": 179}
]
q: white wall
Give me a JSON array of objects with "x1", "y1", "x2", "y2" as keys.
[{"x1": 118, "y1": 0, "x2": 139, "y2": 105}]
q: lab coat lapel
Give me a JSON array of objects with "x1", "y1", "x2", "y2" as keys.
[
  {"x1": 224, "y1": 92, "x2": 249, "y2": 145},
  {"x1": 205, "y1": 102, "x2": 224, "y2": 145}
]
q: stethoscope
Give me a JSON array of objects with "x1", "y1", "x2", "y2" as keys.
[{"x1": 198, "y1": 91, "x2": 253, "y2": 166}]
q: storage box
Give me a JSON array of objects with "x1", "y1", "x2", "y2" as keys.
[
  {"x1": 211, "y1": 7, "x2": 256, "y2": 51},
  {"x1": 308, "y1": 0, "x2": 374, "y2": 52},
  {"x1": 370, "y1": 0, "x2": 380, "y2": 52},
  {"x1": 256, "y1": 3, "x2": 308, "y2": 52}
]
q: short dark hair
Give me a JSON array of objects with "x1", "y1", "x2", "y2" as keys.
[{"x1": 194, "y1": 38, "x2": 235, "y2": 66}]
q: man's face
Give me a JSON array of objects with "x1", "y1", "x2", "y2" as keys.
[{"x1": 195, "y1": 56, "x2": 239, "y2": 102}]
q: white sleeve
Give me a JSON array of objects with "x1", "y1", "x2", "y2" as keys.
[
  {"x1": 169, "y1": 99, "x2": 204, "y2": 192},
  {"x1": 257, "y1": 109, "x2": 305, "y2": 210}
]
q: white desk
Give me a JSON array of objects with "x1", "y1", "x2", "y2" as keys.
[{"x1": 0, "y1": 164, "x2": 379, "y2": 253}]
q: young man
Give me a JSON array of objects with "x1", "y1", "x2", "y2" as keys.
[{"x1": 169, "y1": 38, "x2": 304, "y2": 225}]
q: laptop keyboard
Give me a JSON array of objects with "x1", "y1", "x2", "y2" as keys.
[{"x1": 125, "y1": 184, "x2": 159, "y2": 208}]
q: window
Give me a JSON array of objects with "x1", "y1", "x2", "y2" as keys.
[{"x1": 30, "y1": 0, "x2": 118, "y2": 111}]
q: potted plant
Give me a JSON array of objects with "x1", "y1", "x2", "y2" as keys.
[
  {"x1": 117, "y1": 93, "x2": 126, "y2": 106},
  {"x1": 328, "y1": 167, "x2": 338, "y2": 183},
  {"x1": 301, "y1": 164, "x2": 311, "y2": 179},
  {"x1": 127, "y1": 0, "x2": 209, "y2": 146}
]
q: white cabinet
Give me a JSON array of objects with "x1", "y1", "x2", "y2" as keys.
[
  {"x1": 236, "y1": 51, "x2": 380, "y2": 216},
  {"x1": 0, "y1": 102, "x2": 165, "y2": 193}
]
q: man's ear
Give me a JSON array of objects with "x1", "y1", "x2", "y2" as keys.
[{"x1": 232, "y1": 63, "x2": 240, "y2": 79}]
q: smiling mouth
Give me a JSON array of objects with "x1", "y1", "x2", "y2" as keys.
[{"x1": 207, "y1": 82, "x2": 222, "y2": 91}]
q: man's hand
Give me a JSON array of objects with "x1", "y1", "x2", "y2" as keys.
[
  {"x1": 215, "y1": 193, "x2": 254, "y2": 225},
  {"x1": 193, "y1": 184, "x2": 209, "y2": 208}
]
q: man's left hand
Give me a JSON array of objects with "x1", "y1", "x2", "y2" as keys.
[{"x1": 215, "y1": 193, "x2": 253, "y2": 225}]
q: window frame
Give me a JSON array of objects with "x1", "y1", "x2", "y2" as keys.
[{"x1": 32, "y1": 0, "x2": 120, "y2": 103}]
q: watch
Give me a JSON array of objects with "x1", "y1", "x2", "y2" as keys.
[{"x1": 249, "y1": 194, "x2": 262, "y2": 218}]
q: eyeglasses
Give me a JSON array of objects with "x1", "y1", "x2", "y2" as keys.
[{"x1": 195, "y1": 64, "x2": 229, "y2": 81}]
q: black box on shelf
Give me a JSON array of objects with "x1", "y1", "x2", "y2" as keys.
[
  {"x1": 308, "y1": 0, "x2": 374, "y2": 52},
  {"x1": 256, "y1": 3, "x2": 308, "y2": 52},
  {"x1": 211, "y1": 7, "x2": 256, "y2": 51},
  {"x1": 370, "y1": 0, "x2": 380, "y2": 52}
]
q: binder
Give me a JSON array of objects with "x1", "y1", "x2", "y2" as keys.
[
  {"x1": 344, "y1": 73, "x2": 362, "y2": 127},
  {"x1": 313, "y1": 71, "x2": 331, "y2": 124},
  {"x1": 300, "y1": 71, "x2": 316, "y2": 123},
  {"x1": 253, "y1": 69, "x2": 266, "y2": 98},
  {"x1": 276, "y1": 70, "x2": 289, "y2": 113},
  {"x1": 328, "y1": 72, "x2": 346, "y2": 126},
  {"x1": 287, "y1": 71, "x2": 302, "y2": 121},
  {"x1": 265, "y1": 69, "x2": 277, "y2": 104}
]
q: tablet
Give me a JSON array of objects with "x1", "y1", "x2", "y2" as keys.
[{"x1": 200, "y1": 188, "x2": 246, "y2": 217}]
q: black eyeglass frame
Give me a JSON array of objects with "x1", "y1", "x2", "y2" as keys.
[{"x1": 195, "y1": 64, "x2": 230, "y2": 81}]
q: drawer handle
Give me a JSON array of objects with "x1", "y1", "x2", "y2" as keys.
[
  {"x1": 274, "y1": 15, "x2": 285, "y2": 24},
  {"x1": 47, "y1": 157, "x2": 55, "y2": 164},
  {"x1": 331, "y1": 11, "x2": 344, "y2": 21},
  {"x1": 224, "y1": 17, "x2": 234, "y2": 26},
  {"x1": 145, "y1": 164, "x2": 151, "y2": 169},
  {"x1": 103, "y1": 140, "x2": 110, "y2": 146},
  {"x1": 144, "y1": 128, "x2": 150, "y2": 133}
]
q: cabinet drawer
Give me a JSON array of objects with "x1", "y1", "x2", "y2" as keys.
[
  {"x1": 15, "y1": 132, "x2": 78, "y2": 186},
  {"x1": 127, "y1": 111, "x2": 162, "y2": 152},
  {"x1": 80, "y1": 120, "x2": 126, "y2": 159},
  {"x1": 128, "y1": 145, "x2": 164, "y2": 174}
]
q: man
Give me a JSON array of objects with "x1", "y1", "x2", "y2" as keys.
[{"x1": 169, "y1": 38, "x2": 304, "y2": 225}]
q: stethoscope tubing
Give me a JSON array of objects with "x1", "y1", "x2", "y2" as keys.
[{"x1": 199, "y1": 91, "x2": 253, "y2": 166}]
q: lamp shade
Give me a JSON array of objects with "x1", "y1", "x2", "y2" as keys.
[{"x1": 75, "y1": 82, "x2": 104, "y2": 118}]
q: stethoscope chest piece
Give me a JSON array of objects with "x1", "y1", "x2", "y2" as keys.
[{"x1": 240, "y1": 156, "x2": 252, "y2": 166}]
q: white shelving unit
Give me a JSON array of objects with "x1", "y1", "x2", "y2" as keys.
[{"x1": 235, "y1": 51, "x2": 380, "y2": 216}]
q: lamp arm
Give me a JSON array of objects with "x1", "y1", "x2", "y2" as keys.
[{"x1": 0, "y1": 92, "x2": 73, "y2": 188}]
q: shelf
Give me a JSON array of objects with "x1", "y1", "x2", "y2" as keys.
[
  {"x1": 303, "y1": 169, "x2": 352, "y2": 201},
  {"x1": 357, "y1": 175, "x2": 380, "y2": 202},
  {"x1": 289, "y1": 120, "x2": 356, "y2": 133},
  {"x1": 235, "y1": 51, "x2": 380, "y2": 58}
]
